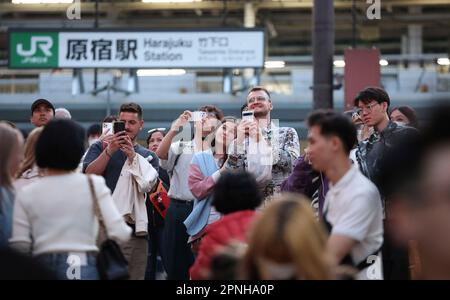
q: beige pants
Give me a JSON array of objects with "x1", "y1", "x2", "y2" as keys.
[{"x1": 120, "y1": 236, "x2": 148, "y2": 280}]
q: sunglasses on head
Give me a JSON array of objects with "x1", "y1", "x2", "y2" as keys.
[{"x1": 148, "y1": 128, "x2": 166, "y2": 135}]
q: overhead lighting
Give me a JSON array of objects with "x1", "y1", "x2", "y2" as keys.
[
  {"x1": 137, "y1": 69, "x2": 186, "y2": 76},
  {"x1": 264, "y1": 61, "x2": 285, "y2": 69},
  {"x1": 333, "y1": 60, "x2": 345, "y2": 68},
  {"x1": 142, "y1": 0, "x2": 202, "y2": 3},
  {"x1": 12, "y1": 0, "x2": 73, "y2": 3},
  {"x1": 437, "y1": 58, "x2": 450, "y2": 66},
  {"x1": 379, "y1": 59, "x2": 389, "y2": 66}
]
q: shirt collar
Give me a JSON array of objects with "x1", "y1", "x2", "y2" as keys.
[{"x1": 328, "y1": 164, "x2": 359, "y2": 194}]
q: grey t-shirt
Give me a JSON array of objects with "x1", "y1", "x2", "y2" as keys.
[{"x1": 82, "y1": 141, "x2": 159, "y2": 193}]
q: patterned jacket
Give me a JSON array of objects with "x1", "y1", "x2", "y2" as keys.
[{"x1": 226, "y1": 122, "x2": 300, "y2": 200}]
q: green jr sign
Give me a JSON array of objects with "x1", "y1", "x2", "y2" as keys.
[{"x1": 9, "y1": 32, "x2": 59, "y2": 68}]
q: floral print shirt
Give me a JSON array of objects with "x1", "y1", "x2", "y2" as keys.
[{"x1": 226, "y1": 122, "x2": 300, "y2": 200}]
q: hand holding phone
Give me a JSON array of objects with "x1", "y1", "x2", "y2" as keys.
[
  {"x1": 190, "y1": 111, "x2": 207, "y2": 122},
  {"x1": 242, "y1": 110, "x2": 254, "y2": 122}
]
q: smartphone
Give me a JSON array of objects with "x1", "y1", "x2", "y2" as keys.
[
  {"x1": 102, "y1": 122, "x2": 113, "y2": 136},
  {"x1": 113, "y1": 121, "x2": 125, "y2": 134},
  {"x1": 242, "y1": 110, "x2": 254, "y2": 121},
  {"x1": 190, "y1": 111, "x2": 207, "y2": 122}
]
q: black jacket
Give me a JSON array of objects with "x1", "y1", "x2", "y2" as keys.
[{"x1": 356, "y1": 121, "x2": 419, "y2": 200}]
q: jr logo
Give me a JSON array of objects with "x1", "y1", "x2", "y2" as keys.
[{"x1": 17, "y1": 36, "x2": 53, "y2": 57}]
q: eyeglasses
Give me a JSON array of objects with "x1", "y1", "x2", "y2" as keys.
[
  {"x1": 356, "y1": 102, "x2": 379, "y2": 115},
  {"x1": 247, "y1": 96, "x2": 269, "y2": 104},
  {"x1": 147, "y1": 128, "x2": 166, "y2": 134}
]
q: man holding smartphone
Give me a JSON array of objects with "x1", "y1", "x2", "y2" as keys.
[
  {"x1": 226, "y1": 86, "x2": 300, "y2": 201},
  {"x1": 83, "y1": 103, "x2": 159, "y2": 280}
]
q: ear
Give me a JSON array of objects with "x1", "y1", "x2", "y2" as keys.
[
  {"x1": 330, "y1": 136, "x2": 342, "y2": 152},
  {"x1": 139, "y1": 119, "x2": 144, "y2": 130},
  {"x1": 382, "y1": 102, "x2": 389, "y2": 113},
  {"x1": 269, "y1": 100, "x2": 273, "y2": 111}
]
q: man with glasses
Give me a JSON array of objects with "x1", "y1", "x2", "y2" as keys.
[
  {"x1": 354, "y1": 87, "x2": 418, "y2": 280},
  {"x1": 226, "y1": 86, "x2": 300, "y2": 201}
]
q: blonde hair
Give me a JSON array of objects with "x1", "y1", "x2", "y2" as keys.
[
  {"x1": 241, "y1": 193, "x2": 332, "y2": 280},
  {"x1": 16, "y1": 127, "x2": 43, "y2": 179},
  {"x1": 0, "y1": 122, "x2": 23, "y2": 188}
]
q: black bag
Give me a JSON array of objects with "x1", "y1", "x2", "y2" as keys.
[{"x1": 88, "y1": 175, "x2": 130, "y2": 280}]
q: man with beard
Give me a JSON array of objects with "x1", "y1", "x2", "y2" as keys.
[
  {"x1": 83, "y1": 102, "x2": 159, "y2": 280},
  {"x1": 226, "y1": 86, "x2": 300, "y2": 200}
]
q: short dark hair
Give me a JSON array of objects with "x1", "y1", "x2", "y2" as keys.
[
  {"x1": 390, "y1": 106, "x2": 419, "y2": 128},
  {"x1": 103, "y1": 115, "x2": 118, "y2": 123},
  {"x1": 36, "y1": 119, "x2": 85, "y2": 171},
  {"x1": 212, "y1": 171, "x2": 262, "y2": 214},
  {"x1": 354, "y1": 86, "x2": 390, "y2": 108},
  {"x1": 87, "y1": 124, "x2": 101, "y2": 137},
  {"x1": 198, "y1": 105, "x2": 224, "y2": 121},
  {"x1": 247, "y1": 86, "x2": 271, "y2": 100},
  {"x1": 307, "y1": 110, "x2": 357, "y2": 154},
  {"x1": 119, "y1": 103, "x2": 143, "y2": 120}
]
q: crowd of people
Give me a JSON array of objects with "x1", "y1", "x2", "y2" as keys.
[{"x1": 0, "y1": 85, "x2": 450, "y2": 280}]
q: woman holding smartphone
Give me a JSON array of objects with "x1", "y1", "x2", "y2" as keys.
[{"x1": 185, "y1": 117, "x2": 238, "y2": 254}]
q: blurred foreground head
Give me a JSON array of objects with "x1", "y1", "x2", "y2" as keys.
[
  {"x1": 241, "y1": 194, "x2": 332, "y2": 280},
  {"x1": 389, "y1": 103, "x2": 450, "y2": 279}
]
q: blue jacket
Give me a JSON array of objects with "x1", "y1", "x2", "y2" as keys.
[{"x1": 184, "y1": 151, "x2": 218, "y2": 237}]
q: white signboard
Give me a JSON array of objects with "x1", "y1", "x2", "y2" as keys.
[{"x1": 57, "y1": 30, "x2": 264, "y2": 68}]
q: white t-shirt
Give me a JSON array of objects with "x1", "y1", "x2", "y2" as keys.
[
  {"x1": 323, "y1": 164, "x2": 384, "y2": 279},
  {"x1": 160, "y1": 140, "x2": 196, "y2": 201},
  {"x1": 10, "y1": 173, "x2": 131, "y2": 256}
]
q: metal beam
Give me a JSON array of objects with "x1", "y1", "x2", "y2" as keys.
[
  {"x1": 312, "y1": 0, "x2": 334, "y2": 109},
  {"x1": 1, "y1": 0, "x2": 449, "y2": 14}
]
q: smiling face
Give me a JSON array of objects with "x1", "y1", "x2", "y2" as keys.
[
  {"x1": 247, "y1": 90, "x2": 273, "y2": 119},
  {"x1": 31, "y1": 104, "x2": 54, "y2": 127}
]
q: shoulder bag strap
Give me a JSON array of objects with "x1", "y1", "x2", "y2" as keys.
[{"x1": 87, "y1": 175, "x2": 109, "y2": 238}]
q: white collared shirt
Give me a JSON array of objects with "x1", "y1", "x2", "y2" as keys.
[{"x1": 323, "y1": 164, "x2": 383, "y2": 271}]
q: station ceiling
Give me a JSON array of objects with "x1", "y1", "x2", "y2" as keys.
[{"x1": 1, "y1": 0, "x2": 450, "y2": 64}]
